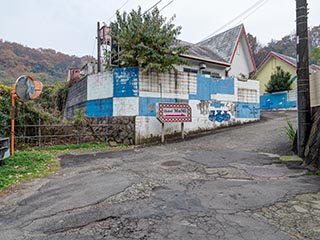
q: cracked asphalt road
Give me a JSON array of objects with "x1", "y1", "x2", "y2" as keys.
[{"x1": 1, "y1": 111, "x2": 320, "y2": 240}]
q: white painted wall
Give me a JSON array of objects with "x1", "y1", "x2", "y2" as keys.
[
  {"x1": 134, "y1": 78, "x2": 260, "y2": 144},
  {"x1": 236, "y1": 79, "x2": 260, "y2": 103},
  {"x1": 139, "y1": 70, "x2": 197, "y2": 96},
  {"x1": 113, "y1": 97, "x2": 139, "y2": 116},
  {"x1": 229, "y1": 35, "x2": 254, "y2": 78},
  {"x1": 310, "y1": 71, "x2": 320, "y2": 107},
  {"x1": 87, "y1": 71, "x2": 113, "y2": 100}
]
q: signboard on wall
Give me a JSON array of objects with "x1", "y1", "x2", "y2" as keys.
[{"x1": 157, "y1": 103, "x2": 192, "y2": 123}]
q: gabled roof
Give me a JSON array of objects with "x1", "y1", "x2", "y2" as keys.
[
  {"x1": 256, "y1": 51, "x2": 297, "y2": 72},
  {"x1": 197, "y1": 25, "x2": 243, "y2": 63},
  {"x1": 177, "y1": 40, "x2": 230, "y2": 67},
  {"x1": 256, "y1": 51, "x2": 320, "y2": 75},
  {"x1": 196, "y1": 24, "x2": 256, "y2": 71}
]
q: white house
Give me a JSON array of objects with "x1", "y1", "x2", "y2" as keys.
[{"x1": 197, "y1": 24, "x2": 256, "y2": 78}]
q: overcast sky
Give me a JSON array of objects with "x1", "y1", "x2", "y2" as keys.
[{"x1": 0, "y1": 0, "x2": 319, "y2": 57}]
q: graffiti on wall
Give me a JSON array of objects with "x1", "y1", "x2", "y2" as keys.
[
  {"x1": 234, "y1": 102, "x2": 260, "y2": 119},
  {"x1": 208, "y1": 101, "x2": 234, "y2": 123},
  {"x1": 197, "y1": 100, "x2": 210, "y2": 115},
  {"x1": 209, "y1": 110, "x2": 231, "y2": 122}
]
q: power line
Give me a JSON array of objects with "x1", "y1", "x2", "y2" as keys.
[
  {"x1": 200, "y1": 0, "x2": 268, "y2": 42},
  {"x1": 107, "y1": 0, "x2": 131, "y2": 23},
  {"x1": 160, "y1": 0, "x2": 175, "y2": 12},
  {"x1": 233, "y1": 0, "x2": 269, "y2": 26},
  {"x1": 144, "y1": 0, "x2": 163, "y2": 14}
]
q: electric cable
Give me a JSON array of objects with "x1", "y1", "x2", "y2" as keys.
[
  {"x1": 160, "y1": 0, "x2": 175, "y2": 12},
  {"x1": 144, "y1": 0, "x2": 163, "y2": 14},
  {"x1": 200, "y1": 0, "x2": 269, "y2": 42},
  {"x1": 107, "y1": 0, "x2": 131, "y2": 22}
]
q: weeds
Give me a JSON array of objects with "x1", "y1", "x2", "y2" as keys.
[
  {"x1": 0, "y1": 151, "x2": 58, "y2": 191},
  {"x1": 285, "y1": 120, "x2": 296, "y2": 144}
]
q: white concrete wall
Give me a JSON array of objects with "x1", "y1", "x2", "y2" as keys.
[
  {"x1": 139, "y1": 70, "x2": 197, "y2": 96},
  {"x1": 310, "y1": 71, "x2": 320, "y2": 107},
  {"x1": 87, "y1": 71, "x2": 113, "y2": 100},
  {"x1": 236, "y1": 79, "x2": 260, "y2": 103},
  {"x1": 135, "y1": 79, "x2": 260, "y2": 144},
  {"x1": 113, "y1": 97, "x2": 139, "y2": 116}
]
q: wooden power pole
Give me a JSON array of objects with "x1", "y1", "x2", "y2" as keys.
[
  {"x1": 296, "y1": 0, "x2": 311, "y2": 157},
  {"x1": 97, "y1": 21, "x2": 101, "y2": 73}
]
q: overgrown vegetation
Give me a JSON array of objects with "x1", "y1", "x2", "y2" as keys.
[
  {"x1": 265, "y1": 66, "x2": 292, "y2": 93},
  {"x1": 0, "y1": 82, "x2": 69, "y2": 138},
  {"x1": 107, "y1": 7, "x2": 188, "y2": 72}
]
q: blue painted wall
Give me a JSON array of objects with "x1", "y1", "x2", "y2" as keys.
[
  {"x1": 190, "y1": 74, "x2": 234, "y2": 100},
  {"x1": 235, "y1": 102, "x2": 260, "y2": 119},
  {"x1": 139, "y1": 97, "x2": 187, "y2": 117},
  {"x1": 260, "y1": 92, "x2": 297, "y2": 110},
  {"x1": 114, "y1": 67, "x2": 139, "y2": 97},
  {"x1": 86, "y1": 98, "x2": 113, "y2": 117},
  {"x1": 211, "y1": 77, "x2": 234, "y2": 95}
]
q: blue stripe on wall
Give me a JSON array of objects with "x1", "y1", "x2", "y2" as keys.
[
  {"x1": 235, "y1": 102, "x2": 260, "y2": 119},
  {"x1": 86, "y1": 98, "x2": 113, "y2": 117},
  {"x1": 189, "y1": 74, "x2": 235, "y2": 100},
  {"x1": 260, "y1": 93, "x2": 297, "y2": 110},
  {"x1": 211, "y1": 77, "x2": 234, "y2": 95},
  {"x1": 114, "y1": 67, "x2": 139, "y2": 97},
  {"x1": 139, "y1": 97, "x2": 187, "y2": 117}
]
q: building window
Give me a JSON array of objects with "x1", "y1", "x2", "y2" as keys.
[{"x1": 183, "y1": 68, "x2": 198, "y2": 74}]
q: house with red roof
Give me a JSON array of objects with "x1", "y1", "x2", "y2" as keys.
[{"x1": 255, "y1": 51, "x2": 320, "y2": 94}]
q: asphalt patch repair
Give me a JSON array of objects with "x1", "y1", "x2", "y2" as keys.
[{"x1": 59, "y1": 149, "x2": 135, "y2": 168}]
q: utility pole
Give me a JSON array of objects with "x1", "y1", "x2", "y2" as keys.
[
  {"x1": 97, "y1": 21, "x2": 101, "y2": 73},
  {"x1": 296, "y1": 0, "x2": 311, "y2": 157}
]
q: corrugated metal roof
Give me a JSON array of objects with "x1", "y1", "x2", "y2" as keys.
[
  {"x1": 177, "y1": 40, "x2": 229, "y2": 65},
  {"x1": 196, "y1": 24, "x2": 243, "y2": 62}
]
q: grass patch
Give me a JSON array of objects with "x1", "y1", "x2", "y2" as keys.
[
  {"x1": 307, "y1": 171, "x2": 320, "y2": 176},
  {"x1": 34, "y1": 142, "x2": 110, "y2": 152},
  {"x1": 0, "y1": 151, "x2": 58, "y2": 191}
]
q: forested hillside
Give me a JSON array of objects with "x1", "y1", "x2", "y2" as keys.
[
  {"x1": 0, "y1": 40, "x2": 93, "y2": 85},
  {"x1": 248, "y1": 25, "x2": 320, "y2": 67}
]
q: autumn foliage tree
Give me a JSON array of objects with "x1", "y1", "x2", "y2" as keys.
[
  {"x1": 265, "y1": 66, "x2": 292, "y2": 93},
  {"x1": 108, "y1": 7, "x2": 188, "y2": 72}
]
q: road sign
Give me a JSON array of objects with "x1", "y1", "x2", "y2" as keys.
[
  {"x1": 10, "y1": 75, "x2": 43, "y2": 156},
  {"x1": 157, "y1": 103, "x2": 192, "y2": 123},
  {"x1": 15, "y1": 75, "x2": 43, "y2": 100}
]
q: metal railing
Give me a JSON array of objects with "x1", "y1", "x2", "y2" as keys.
[{"x1": 13, "y1": 123, "x2": 110, "y2": 147}]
